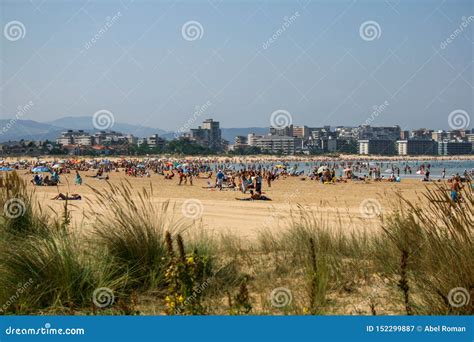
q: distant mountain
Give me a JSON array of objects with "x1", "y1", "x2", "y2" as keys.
[
  {"x1": 47, "y1": 116, "x2": 167, "y2": 137},
  {"x1": 0, "y1": 120, "x2": 64, "y2": 142},
  {"x1": 0, "y1": 116, "x2": 269, "y2": 144}
]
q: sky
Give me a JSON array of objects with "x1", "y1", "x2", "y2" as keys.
[{"x1": 0, "y1": 0, "x2": 473, "y2": 132}]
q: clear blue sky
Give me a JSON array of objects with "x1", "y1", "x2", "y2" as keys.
[{"x1": 1, "y1": 0, "x2": 472, "y2": 131}]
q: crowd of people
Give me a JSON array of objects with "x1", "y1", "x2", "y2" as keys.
[{"x1": 0, "y1": 157, "x2": 472, "y2": 203}]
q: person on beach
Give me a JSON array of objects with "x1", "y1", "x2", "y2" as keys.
[
  {"x1": 240, "y1": 173, "x2": 247, "y2": 193},
  {"x1": 422, "y1": 169, "x2": 431, "y2": 182},
  {"x1": 255, "y1": 172, "x2": 262, "y2": 193},
  {"x1": 216, "y1": 169, "x2": 224, "y2": 190},
  {"x1": 188, "y1": 171, "x2": 193, "y2": 186},
  {"x1": 31, "y1": 174, "x2": 42, "y2": 186},
  {"x1": 265, "y1": 170, "x2": 272, "y2": 188},
  {"x1": 235, "y1": 190, "x2": 271, "y2": 201},
  {"x1": 75, "y1": 171, "x2": 82, "y2": 185},
  {"x1": 442, "y1": 168, "x2": 446, "y2": 179},
  {"x1": 51, "y1": 193, "x2": 82, "y2": 200},
  {"x1": 178, "y1": 170, "x2": 186, "y2": 185},
  {"x1": 449, "y1": 176, "x2": 462, "y2": 203}
]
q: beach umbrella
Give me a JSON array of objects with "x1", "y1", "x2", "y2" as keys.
[
  {"x1": 52, "y1": 164, "x2": 62, "y2": 169},
  {"x1": 317, "y1": 166, "x2": 329, "y2": 174},
  {"x1": 32, "y1": 166, "x2": 51, "y2": 173},
  {"x1": 0, "y1": 167, "x2": 13, "y2": 171}
]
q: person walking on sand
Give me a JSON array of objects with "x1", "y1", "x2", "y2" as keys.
[
  {"x1": 178, "y1": 169, "x2": 186, "y2": 185},
  {"x1": 241, "y1": 173, "x2": 248, "y2": 193},
  {"x1": 188, "y1": 171, "x2": 193, "y2": 186},
  {"x1": 450, "y1": 176, "x2": 463, "y2": 203},
  {"x1": 255, "y1": 171, "x2": 262, "y2": 194},
  {"x1": 216, "y1": 169, "x2": 224, "y2": 190},
  {"x1": 75, "y1": 171, "x2": 82, "y2": 185}
]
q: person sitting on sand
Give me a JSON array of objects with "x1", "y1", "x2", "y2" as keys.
[
  {"x1": 164, "y1": 171, "x2": 175, "y2": 180},
  {"x1": 235, "y1": 190, "x2": 271, "y2": 201},
  {"x1": 227, "y1": 177, "x2": 237, "y2": 189},
  {"x1": 51, "y1": 193, "x2": 82, "y2": 200},
  {"x1": 31, "y1": 174, "x2": 43, "y2": 186},
  {"x1": 43, "y1": 175, "x2": 58, "y2": 186}
]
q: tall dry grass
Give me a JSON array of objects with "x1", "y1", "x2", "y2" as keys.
[
  {"x1": 376, "y1": 183, "x2": 473, "y2": 314},
  {"x1": 0, "y1": 172, "x2": 122, "y2": 313}
]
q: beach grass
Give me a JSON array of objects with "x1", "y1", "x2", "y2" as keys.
[{"x1": 0, "y1": 172, "x2": 472, "y2": 315}]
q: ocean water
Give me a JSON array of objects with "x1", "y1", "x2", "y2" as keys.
[{"x1": 214, "y1": 159, "x2": 474, "y2": 179}]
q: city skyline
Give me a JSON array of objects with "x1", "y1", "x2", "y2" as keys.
[
  {"x1": 1, "y1": 0, "x2": 472, "y2": 132},
  {"x1": 1, "y1": 116, "x2": 471, "y2": 157}
]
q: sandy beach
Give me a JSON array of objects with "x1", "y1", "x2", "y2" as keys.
[{"x1": 20, "y1": 169, "x2": 442, "y2": 239}]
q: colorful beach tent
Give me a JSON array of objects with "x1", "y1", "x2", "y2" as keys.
[{"x1": 32, "y1": 166, "x2": 51, "y2": 173}]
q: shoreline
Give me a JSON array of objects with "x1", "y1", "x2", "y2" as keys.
[{"x1": 1, "y1": 154, "x2": 474, "y2": 163}]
